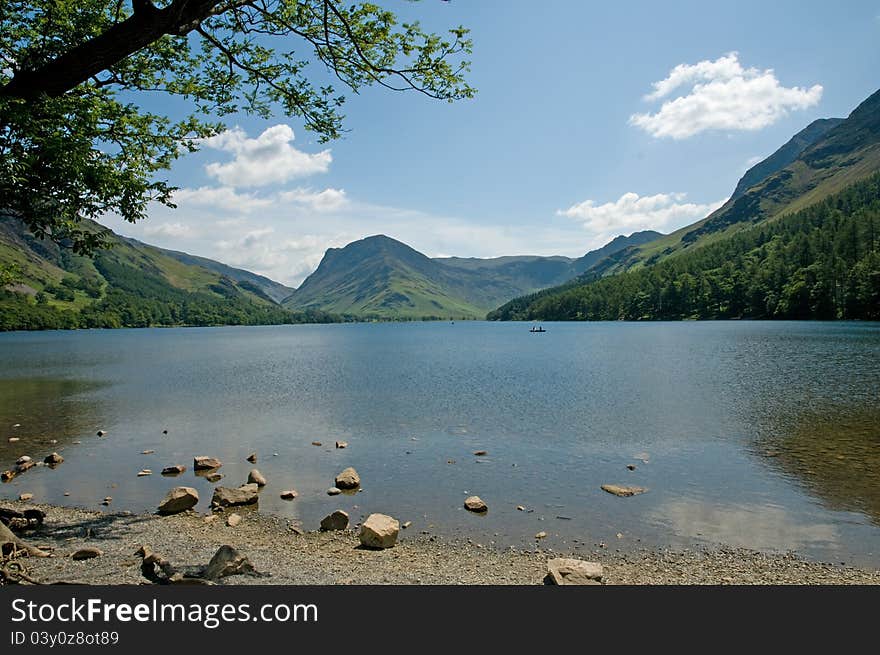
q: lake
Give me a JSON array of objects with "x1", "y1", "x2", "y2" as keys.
[{"x1": 2, "y1": 321, "x2": 880, "y2": 566}]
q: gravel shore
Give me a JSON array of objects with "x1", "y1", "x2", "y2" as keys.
[{"x1": 4, "y1": 501, "x2": 880, "y2": 585}]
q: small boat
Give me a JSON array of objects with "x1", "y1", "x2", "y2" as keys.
[{"x1": 529, "y1": 326, "x2": 546, "y2": 333}]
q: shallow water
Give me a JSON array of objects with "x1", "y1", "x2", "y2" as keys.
[{"x1": 1, "y1": 321, "x2": 879, "y2": 566}]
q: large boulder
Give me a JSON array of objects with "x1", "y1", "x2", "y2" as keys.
[
  {"x1": 545, "y1": 558, "x2": 604, "y2": 585},
  {"x1": 193, "y1": 456, "x2": 223, "y2": 471},
  {"x1": 464, "y1": 496, "x2": 488, "y2": 513},
  {"x1": 335, "y1": 467, "x2": 360, "y2": 489},
  {"x1": 211, "y1": 483, "x2": 259, "y2": 508},
  {"x1": 157, "y1": 487, "x2": 199, "y2": 515},
  {"x1": 320, "y1": 510, "x2": 349, "y2": 531},
  {"x1": 247, "y1": 469, "x2": 267, "y2": 487},
  {"x1": 359, "y1": 513, "x2": 399, "y2": 549}
]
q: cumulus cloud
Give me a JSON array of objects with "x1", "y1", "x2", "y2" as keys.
[
  {"x1": 172, "y1": 186, "x2": 274, "y2": 213},
  {"x1": 201, "y1": 125, "x2": 332, "y2": 186},
  {"x1": 559, "y1": 191, "x2": 725, "y2": 242},
  {"x1": 141, "y1": 222, "x2": 197, "y2": 238},
  {"x1": 278, "y1": 188, "x2": 349, "y2": 212},
  {"x1": 631, "y1": 52, "x2": 823, "y2": 138}
]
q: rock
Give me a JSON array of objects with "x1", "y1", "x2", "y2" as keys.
[
  {"x1": 474, "y1": 450, "x2": 488, "y2": 456},
  {"x1": 320, "y1": 510, "x2": 349, "y2": 531},
  {"x1": 15, "y1": 460, "x2": 35, "y2": 473},
  {"x1": 44, "y1": 452, "x2": 64, "y2": 465},
  {"x1": 19, "y1": 493, "x2": 33, "y2": 501},
  {"x1": 1, "y1": 470, "x2": 15, "y2": 482},
  {"x1": 535, "y1": 531, "x2": 547, "y2": 539},
  {"x1": 201, "y1": 545, "x2": 257, "y2": 581},
  {"x1": 359, "y1": 513, "x2": 399, "y2": 549},
  {"x1": 162, "y1": 429, "x2": 168, "y2": 435},
  {"x1": 204, "y1": 514, "x2": 218, "y2": 523},
  {"x1": 72, "y1": 440, "x2": 81, "y2": 445},
  {"x1": 157, "y1": 487, "x2": 199, "y2": 515},
  {"x1": 402, "y1": 521, "x2": 412, "y2": 529},
  {"x1": 311, "y1": 441, "x2": 322, "y2": 446},
  {"x1": 601, "y1": 484, "x2": 647, "y2": 497},
  {"x1": 247, "y1": 469, "x2": 267, "y2": 487},
  {"x1": 464, "y1": 496, "x2": 488, "y2": 512},
  {"x1": 161, "y1": 465, "x2": 186, "y2": 475},
  {"x1": 516, "y1": 505, "x2": 526, "y2": 511},
  {"x1": 335, "y1": 441, "x2": 348, "y2": 449},
  {"x1": 15, "y1": 455, "x2": 31, "y2": 466},
  {"x1": 335, "y1": 467, "x2": 360, "y2": 489},
  {"x1": 545, "y1": 558, "x2": 604, "y2": 585},
  {"x1": 101, "y1": 497, "x2": 112, "y2": 506},
  {"x1": 226, "y1": 513, "x2": 242, "y2": 527},
  {"x1": 246, "y1": 452, "x2": 257, "y2": 463},
  {"x1": 193, "y1": 456, "x2": 222, "y2": 471},
  {"x1": 326, "y1": 487, "x2": 341, "y2": 496},
  {"x1": 96, "y1": 430, "x2": 106, "y2": 437},
  {"x1": 137, "y1": 469, "x2": 152, "y2": 477},
  {"x1": 205, "y1": 473, "x2": 223, "y2": 483},
  {"x1": 72, "y1": 547, "x2": 103, "y2": 561},
  {"x1": 8, "y1": 437, "x2": 20, "y2": 442},
  {"x1": 211, "y1": 483, "x2": 259, "y2": 508},
  {"x1": 280, "y1": 490, "x2": 298, "y2": 500},
  {"x1": 627, "y1": 464, "x2": 637, "y2": 471},
  {"x1": 50, "y1": 439, "x2": 57, "y2": 444},
  {"x1": 141, "y1": 449, "x2": 155, "y2": 455}
]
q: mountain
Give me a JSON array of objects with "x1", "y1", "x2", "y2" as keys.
[
  {"x1": 587, "y1": 88, "x2": 880, "y2": 279},
  {"x1": 139, "y1": 241, "x2": 295, "y2": 303},
  {"x1": 282, "y1": 231, "x2": 664, "y2": 319},
  {"x1": 489, "y1": 88, "x2": 880, "y2": 322},
  {"x1": 0, "y1": 217, "x2": 332, "y2": 330},
  {"x1": 730, "y1": 118, "x2": 844, "y2": 200}
]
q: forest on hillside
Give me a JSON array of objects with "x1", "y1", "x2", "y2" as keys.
[{"x1": 489, "y1": 173, "x2": 880, "y2": 322}]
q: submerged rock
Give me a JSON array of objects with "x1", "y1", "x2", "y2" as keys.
[
  {"x1": 157, "y1": 487, "x2": 199, "y2": 515},
  {"x1": 359, "y1": 513, "x2": 399, "y2": 549},
  {"x1": 320, "y1": 510, "x2": 349, "y2": 531},
  {"x1": 280, "y1": 490, "x2": 298, "y2": 500},
  {"x1": 193, "y1": 456, "x2": 222, "y2": 471},
  {"x1": 205, "y1": 473, "x2": 223, "y2": 483},
  {"x1": 464, "y1": 496, "x2": 488, "y2": 513},
  {"x1": 335, "y1": 467, "x2": 360, "y2": 490},
  {"x1": 601, "y1": 484, "x2": 647, "y2": 497},
  {"x1": 473, "y1": 450, "x2": 488, "y2": 456},
  {"x1": 545, "y1": 558, "x2": 603, "y2": 585},
  {"x1": 326, "y1": 487, "x2": 341, "y2": 496}
]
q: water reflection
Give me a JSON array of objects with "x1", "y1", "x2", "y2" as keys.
[
  {"x1": 754, "y1": 405, "x2": 880, "y2": 526},
  {"x1": 651, "y1": 498, "x2": 839, "y2": 552}
]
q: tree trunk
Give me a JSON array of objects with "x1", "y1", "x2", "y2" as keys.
[{"x1": 0, "y1": 521, "x2": 50, "y2": 558}]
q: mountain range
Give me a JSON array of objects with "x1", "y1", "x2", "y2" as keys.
[{"x1": 2, "y1": 87, "x2": 878, "y2": 328}]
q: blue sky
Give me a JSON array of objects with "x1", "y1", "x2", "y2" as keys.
[{"x1": 101, "y1": 0, "x2": 880, "y2": 286}]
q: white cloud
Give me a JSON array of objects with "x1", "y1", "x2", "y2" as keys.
[
  {"x1": 201, "y1": 125, "x2": 332, "y2": 186},
  {"x1": 559, "y1": 191, "x2": 725, "y2": 243},
  {"x1": 278, "y1": 188, "x2": 349, "y2": 212},
  {"x1": 141, "y1": 222, "x2": 197, "y2": 238},
  {"x1": 172, "y1": 186, "x2": 274, "y2": 213},
  {"x1": 631, "y1": 52, "x2": 823, "y2": 138}
]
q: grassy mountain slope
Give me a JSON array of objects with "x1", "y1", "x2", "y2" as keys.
[
  {"x1": 594, "y1": 88, "x2": 880, "y2": 278},
  {"x1": 283, "y1": 231, "x2": 664, "y2": 319},
  {"x1": 0, "y1": 217, "x2": 331, "y2": 330}
]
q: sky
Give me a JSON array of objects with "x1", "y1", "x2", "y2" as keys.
[{"x1": 100, "y1": 0, "x2": 880, "y2": 287}]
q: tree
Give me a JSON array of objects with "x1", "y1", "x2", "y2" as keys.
[{"x1": 0, "y1": 1, "x2": 474, "y2": 253}]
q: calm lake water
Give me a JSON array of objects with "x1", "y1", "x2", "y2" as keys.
[{"x1": 2, "y1": 321, "x2": 880, "y2": 565}]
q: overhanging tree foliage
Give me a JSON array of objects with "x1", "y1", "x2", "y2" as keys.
[{"x1": 0, "y1": 1, "x2": 474, "y2": 253}]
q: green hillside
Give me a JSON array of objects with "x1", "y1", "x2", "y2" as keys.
[
  {"x1": 489, "y1": 173, "x2": 880, "y2": 321},
  {"x1": 282, "y1": 231, "x2": 663, "y2": 320},
  {"x1": 0, "y1": 217, "x2": 334, "y2": 330}
]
